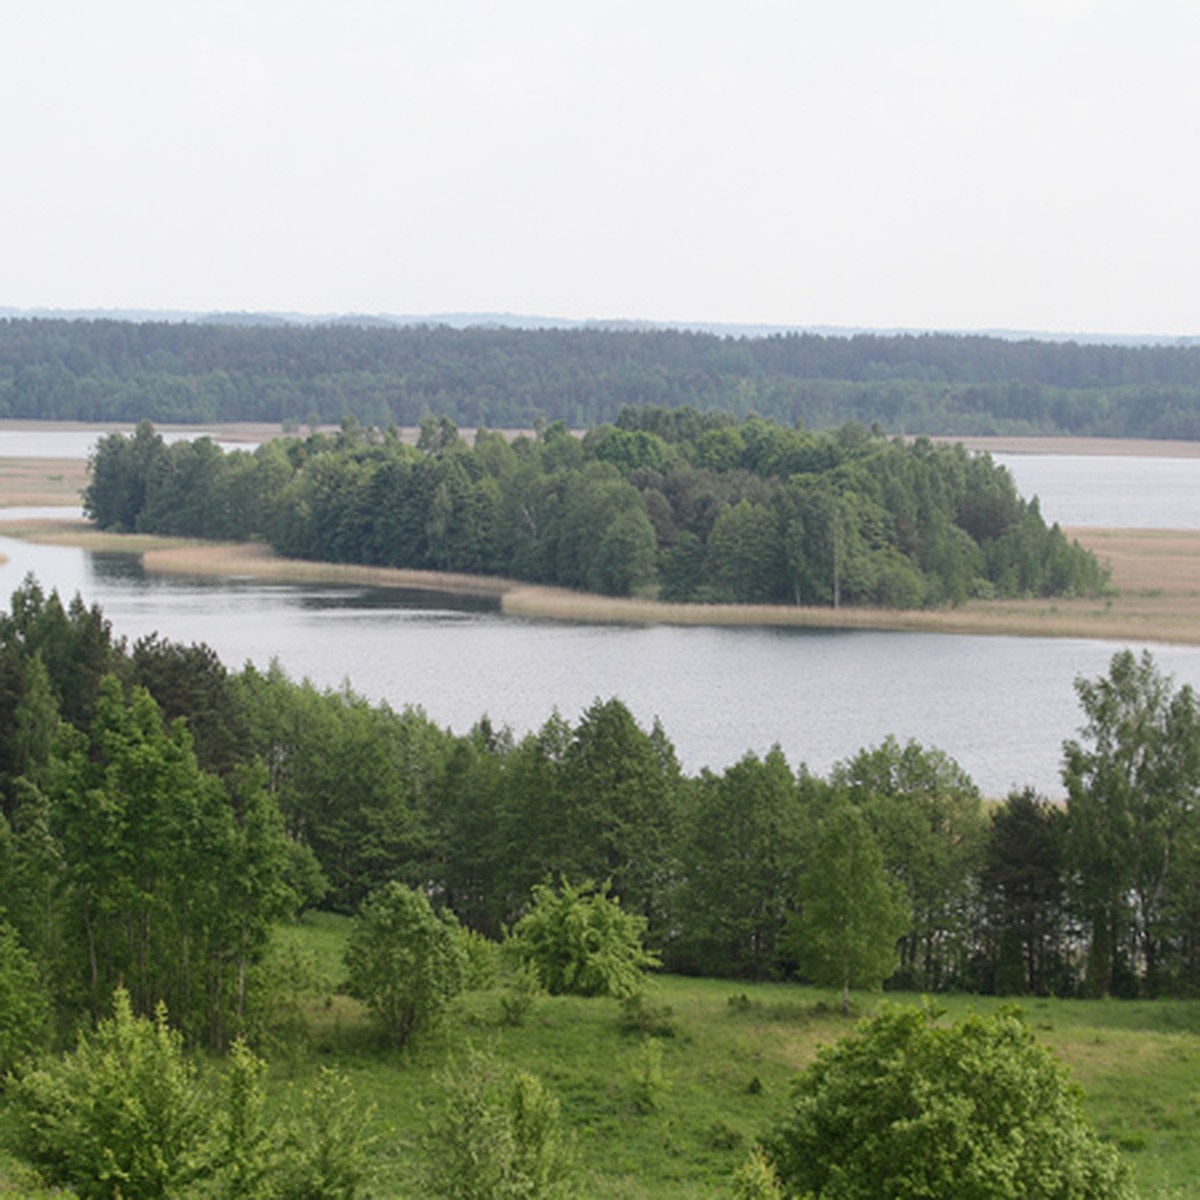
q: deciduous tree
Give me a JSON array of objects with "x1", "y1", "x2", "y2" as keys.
[
  {"x1": 1063, "y1": 649, "x2": 1200, "y2": 996},
  {"x1": 507, "y1": 878, "x2": 658, "y2": 999},
  {"x1": 787, "y1": 801, "x2": 910, "y2": 1013}
]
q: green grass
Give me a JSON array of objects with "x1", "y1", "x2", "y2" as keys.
[
  {"x1": 4, "y1": 915, "x2": 1199, "y2": 1197},
  {"x1": 249, "y1": 916, "x2": 1200, "y2": 1197}
]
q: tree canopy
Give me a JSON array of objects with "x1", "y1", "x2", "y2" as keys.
[
  {"x1": 84, "y1": 416, "x2": 1106, "y2": 609},
  {"x1": 4, "y1": 577, "x2": 1200, "y2": 1043},
  {"x1": 7, "y1": 316, "x2": 1200, "y2": 437}
]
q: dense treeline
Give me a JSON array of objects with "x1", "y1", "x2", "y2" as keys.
[
  {"x1": 2, "y1": 579, "x2": 1198, "y2": 1036},
  {"x1": 84, "y1": 415, "x2": 1104, "y2": 608},
  {"x1": 5, "y1": 316, "x2": 1200, "y2": 435}
]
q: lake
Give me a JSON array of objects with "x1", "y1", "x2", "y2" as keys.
[
  {"x1": 3, "y1": 529, "x2": 1199, "y2": 801},
  {"x1": 3, "y1": 434, "x2": 1200, "y2": 798}
]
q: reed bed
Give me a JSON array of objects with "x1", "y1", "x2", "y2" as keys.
[
  {"x1": 142, "y1": 541, "x2": 515, "y2": 598},
  {"x1": 0, "y1": 457, "x2": 88, "y2": 507},
  {"x1": 6, "y1": 514, "x2": 1200, "y2": 646}
]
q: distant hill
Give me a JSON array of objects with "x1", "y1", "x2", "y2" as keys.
[
  {"x1": 2, "y1": 306, "x2": 1195, "y2": 345},
  {"x1": 2, "y1": 313, "x2": 1200, "y2": 436}
]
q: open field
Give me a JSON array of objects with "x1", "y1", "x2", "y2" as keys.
[
  {"x1": 6, "y1": 913, "x2": 1192, "y2": 1198},
  {"x1": 238, "y1": 914, "x2": 1200, "y2": 1198}
]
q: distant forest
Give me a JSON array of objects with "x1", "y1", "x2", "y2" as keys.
[{"x1": 5, "y1": 317, "x2": 1200, "y2": 436}]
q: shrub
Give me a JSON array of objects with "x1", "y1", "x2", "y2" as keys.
[
  {"x1": 617, "y1": 991, "x2": 677, "y2": 1037},
  {"x1": 423, "y1": 1048, "x2": 574, "y2": 1199},
  {"x1": 498, "y1": 961, "x2": 543, "y2": 1027},
  {"x1": 8, "y1": 989, "x2": 210, "y2": 1199},
  {"x1": 344, "y1": 881, "x2": 468, "y2": 1046},
  {"x1": 731, "y1": 1146, "x2": 783, "y2": 1199},
  {"x1": 506, "y1": 879, "x2": 659, "y2": 999},
  {"x1": 630, "y1": 1036, "x2": 669, "y2": 1115},
  {"x1": 458, "y1": 925, "x2": 501, "y2": 990},
  {"x1": 763, "y1": 1002, "x2": 1134, "y2": 1199}
]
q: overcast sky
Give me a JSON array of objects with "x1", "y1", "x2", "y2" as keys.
[{"x1": 3, "y1": 1, "x2": 1198, "y2": 336}]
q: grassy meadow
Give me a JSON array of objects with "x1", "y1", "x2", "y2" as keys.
[
  {"x1": 264, "y1": 915, "x2": 1200, "y2": 1197},
  {"x1": 229, "y1": 915, "x2": 1200, "y2": 1198},
  {"x1": 6, "y1": 912, "x2": 1195, "y2": 1198}
]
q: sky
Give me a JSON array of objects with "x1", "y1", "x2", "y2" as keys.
[{"x1": 3, "y1": 1, "x2": 1199, "y2": 337}]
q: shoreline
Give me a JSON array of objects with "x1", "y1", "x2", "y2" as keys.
[
  {"x1": 5, "y1": 517, "x2": 1200, "y2": 646},
  {"x1": 3, "y1": 433, "x2": 1200, "y2": 644},
  {"x1": 3, "y1": 418, "x2": 1200, "y2": 459}
]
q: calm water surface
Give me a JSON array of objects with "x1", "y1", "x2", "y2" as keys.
[
  {"x1": 4, "y1": 435, "x2": 1200, "y2": 798},
  {"x1": 4, "y1": 531, "x2": 1199, "y2": 800},
  {"x1": 994, "y1": 453, "x2": 1200, "y2": 529}
]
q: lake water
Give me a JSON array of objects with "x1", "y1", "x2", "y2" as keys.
[
  {"x1": 3, "y1": 529, "x2": 1200, "y2": 801},
  {"x1": 993, "y1": 453, "x2": 1200, "y2": 530},
  {"x1": 3, "y1": 433, "x2": 1200, "y2": 798}
]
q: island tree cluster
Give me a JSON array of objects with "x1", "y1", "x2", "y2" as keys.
[{"x1": 84, "y1": 415, "x2": 1104, "y2": 608}]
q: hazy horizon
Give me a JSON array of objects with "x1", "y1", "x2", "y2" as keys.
[{"x1": 5, "y1": 3, "x2": 1199, "y2": 337}]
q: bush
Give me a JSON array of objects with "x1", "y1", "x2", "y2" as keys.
[
  {"x1": 498, "y1": 961, "x2": 543, "y2": 1027},
  {"x1": 8, "y1": 989, "x2": 210, "y2": 1199},
  {"x1": 344, "y1": 881, "x2": 468, "y2": 1046},
  {"x1": 6, "y1": 992, "x2": 375, "y2": 1200},
  {"x1": 458, "y1": 925, "x2": 501, "y2": 990},
  {"x1": 423, "y1": 1048, "x2": 574, "y2": 1199},
  {"x1": 730, "y1": 1146, "x2": 783, "y2": 1199},
  {"x1": 763, "y1": 1002, "x2": 1134, "y2": 1199},
  {"x1": 506, "y1": 879, "x2": 659, "y2": 999}
]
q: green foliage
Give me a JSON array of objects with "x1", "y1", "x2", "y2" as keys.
[
  {"x1": 47, "y1": 676, "x2": 295, "y2": 1045},
  {"x1": 979, "y1": 788, "x2": 1069, "y2": 997},
  {"x1": 730, "y1": 1147, "x2": 784, "y2": 1200},
  {"x1": 617, "y1": 991, "x2": 678, "y2": 1038},
  {"x1": 83, "y1": 413, "x2": 1105, "y2": 610},
  {"x1": 787, "y1": 802, "x2": 910, "y2": 1013},
  {"x1": 16, "y1": 318, "x2": 1200, "y2": 438},
  {"x1": 206, "y1": 1038, "x2": 276, "y2": 1199},
  {"x1": 6, "y1": 989, "x2": 375, "y2": 1200},
  {"x1": 671, "y1": 747, "x2": 805, "y2": 979},
  {"x1": 238, "y1": 667, "x2": 449, "y2": 912},
  {"x1": 9, "y1": 988, "x2": 211, "y2": 1199},
  {"x1": 423, "y1": 1047, "x2": 575, "y2": 1200},
  {"x1": 0, "y1": 917, "x2": 50, "y2": 1073},
  {"x1": 764, "y1": 1003, "x2": 1133, "y2": 1199},
  {"x1": 344, "y1": 880, "x2": 468, "y2": 1046},
  {"x1": 507, "y1": 879, "x2": 660, "y2": 999},
  {"x1": 833, "y1": 736, "x2": 987, "y2": 991},
  {"x1": 630, "y1": 1036, "x2": 669, "y2": 1114},
  {"x1": 498, "y1": 960, "x2": 543, "y2": 1026},
  {"x1": 1064, "y1": 650, "x2": 1200, "y2": 998},
  {"x1": 269, "y1": 1067, "x2": 376, "y2": 1200},
  {"x1": 458, "y1": 925, "x2": 502, "y2": 990}
]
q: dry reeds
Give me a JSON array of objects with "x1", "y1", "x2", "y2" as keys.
[
  {"x1": 0, "y1": 457, "x2": 88, "y2": 507},
  {"x1": 6, "y1": 514, "x2": 1200, "y2": 646}
]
